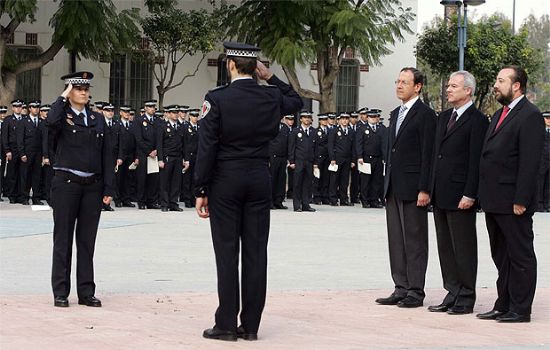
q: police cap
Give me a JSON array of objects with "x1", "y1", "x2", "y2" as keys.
[
  {"x1": 11, "y1": 99, "x2": 24, "y2": 107},
  {"x1": 224, "y1": 42, "x2": 261, "y2": 58},
  {"x1": 28, "y1": 100, "x2": 41, "y2": 108},
  {"x1": 61, "y1": 71, "x2": 93, "y2": 86},
  {"x1": 188, "y1": 108, "x2": 200, "y2": 116}
]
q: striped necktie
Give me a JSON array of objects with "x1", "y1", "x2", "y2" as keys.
[{"x1": 395, "y1": 105, "x2": 407, "y2": 136}]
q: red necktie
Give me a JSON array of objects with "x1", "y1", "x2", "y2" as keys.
[{"x1": 495, "y1": 106, "x2": 510, "y2": 131}]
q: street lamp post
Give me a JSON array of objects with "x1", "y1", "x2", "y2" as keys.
[{"x1": 440, "y1": 0, "x2": 485, "y2": 71}]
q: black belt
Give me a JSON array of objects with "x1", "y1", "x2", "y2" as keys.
[{"x1": 54, "y1": 170, "x2": 101, "y2": 185}]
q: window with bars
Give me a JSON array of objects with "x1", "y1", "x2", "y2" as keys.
[
  {"x1": 10, "y1": 46, "x2": 41, "y2": 102},
  {"x1": 109, "y1": 55, "x2": 153, "y2": 111},
  {"x1": 335, "y1": 59, "x2": 359, "y2": 113}
]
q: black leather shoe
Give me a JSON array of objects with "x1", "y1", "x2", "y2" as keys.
[
  {"x1": 21, "y1": 199, "x2": 30, "y2": 205},
  {"x1": 147, "y1": 204, "x2": 161, "y2": 209},
  {"x1": 294, "y1": 208, "x2": 302, "y2": 212},
  {"x1": 138, "y1": 204, "x2": 146, "y2": 210},
  {"x1": 115, "y1": 202, "x2": 123, "y2": 208},
  {"x1": 447, "y1": 305, "x2": 473, "y2": 314},
  {"x1": 161, "y1": 207, "x2": 169, "y2": 212},
  {"x1": 274, "y1": 203, "x2": 288, "y2": 210},
  {"x1": 237, "y1": 326, "x2": 258, "y2": 341},
  {"x1": 397, "y1": 296, "x2": 423, "y2": 308},
  {"x1": 78, "y1": 295, "x2": 102, "y2": 307},
  {"x1": 428, "y1": 303, "x2": 451, "y2": 312},
  {"x1": 496, "y1": 311, "x2": 530, "y2": 323},
  {"x1": 476, "y1": 309, "x2": 506, "y2": 320},
  {"x1": 330, "y1": 202, "x2": 339, "y2": 206},
  {"x1": 122, "y1": 201, "x2": 136, "y2": 208},
  {"x1": 340, "y1": 202, "x2": 352, "y2": 206},
  {"x1": 32, "y1": 199, "x2": 44, "y2": 205},
  {"x1": 54, "y1": 296, "x2": 69, "y2": 307},
  {"x1": 362, "y1": 203, "x2": 370, "y2": 208},
  {"x1": 170, "y1": 206, "x2": 183, "y2": 212},
  {"x1": 375, "y1": 294, "x2": 405, "y2": 305},
  {"x1": 302, "y1": 207, "x2": 316, "y2": 212},
  {"x1": 202, "y1": 327, "x2": 237, "y2": 341},
  {"x1": 370, "y1": 202, "x2": 384, "y2": 209}
]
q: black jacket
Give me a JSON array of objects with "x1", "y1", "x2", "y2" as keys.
[
  {"x1": 269, "y1": 123, "x2": 290, "y2": 158},
  {"x1": 288, "y1": 126, "x2": 316, "y2": 163},
  {"x1": 132, "y1": 114, "x2": 157, "y2": 158},
  {"x1": 17, "y1": 116, "x2": 43, "y2": 157},
  {"x1": 118, "y1": 119, "x2": 136, "y2": 160},
  {"x1": 157, "y1": 120, "x2": 184, "y2": 160},
  {"x1": 2, "y1": 114, "x2": 22, "y2": 157},
  {"x1": 184, "y1": 122, "x2": 199, "y2": 160},
  {"x1": 328, "y1": 126, "x2": 355, "y2": 162},
  {"x1": 313, "y1": 126, "x2": 329, "y2": 163}
]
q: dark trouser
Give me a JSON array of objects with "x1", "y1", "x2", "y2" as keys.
[
  {"x1": 359, "y1": 157, "x2": 383, "y2": 204},
  {"x1": 5, "y1": 156, "x2": 21, "y2": 200},
  {"x1": 117, "y1": 157, "x2": 133, "y2": 203},
  {"x1": 286, "y1": 168, "x2": 294, "y2": 198},
  {"x1": 269, "y1": 155, "x2": 287, "y2": 205},
  {"x1": 181, "y1": 157, "x2": 196, "y2": 204},
  {"x1": 136, "y1": 155, "x2": 159, "y2": 206},
  {"x1": 292, "y1": 159, "x2": 313, "y2": 210},
  {"x1": 20, "y1": 152, "x2": 42, "y2": 201},
  {"x1": 537, "y1": 169, "x2": 549, "y2": 210},
  {"x1": 0, "y1": 154, "x2": 5, "y2": 196},
  {"x1": 385, "y1": 188, "x2": 428, "y2": 301},
  {"x1": 312, "y1": 156, "x2": 329, "y2": 202},
  {"x1": 159, "y1": 156, "x2": 182, "y2": 208},
  {"x1": 485, "y1": 212, "x2": 537, "y2": 315},
  {"x1": 329, "y1": 159, "x2": 351, "y2": 204},
  {"x1": 208, "y1": 159, "x2": 271, "y2": 333},
  {"x1": 433, "y1": 207, "x2": 477, "y2": 307},
  {"x1": 350, "y1": 166, "x2": 360, "y2": 202},
  {"x1": 50, "y1": 172, "x2": 103, "y2": 298},
  {"x1": 42, "y1": 164, "x2": 54, "y2": 202}
]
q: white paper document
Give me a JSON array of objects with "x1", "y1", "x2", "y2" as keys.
[
  {"x1": 313, "y1": 167, "x2": 320, "y2": 179},
  {"x1": 147, "y1": 156, "x2": 159, "y2": 174},
  {"x1": 358, "y1": 162, "x2": 371, "y2": 174},
  {"x1": 328, "y1": 163, "x2": 339, "y2": 172},
  {"x1": 128, "y1": 162, "x2": 138, "y2": 170}
]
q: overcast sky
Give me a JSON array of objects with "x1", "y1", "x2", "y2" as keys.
[{"x1": 417, "y1": 0, "x2": 550, "y2": 32}]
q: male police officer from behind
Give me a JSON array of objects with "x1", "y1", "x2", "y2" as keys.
[
  {"x1": 47, "y1": 72, "x2": 115, "y2": 308},
  {"x1": 194, "y1": 42, "x2": 303, "y2": 341}
]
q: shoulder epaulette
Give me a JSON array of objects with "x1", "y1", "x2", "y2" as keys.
[{"x1": 209, "y1": 84, "x2": 229, "y2": 92}]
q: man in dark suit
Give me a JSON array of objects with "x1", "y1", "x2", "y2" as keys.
[
  {"x1": 477, "y1": 66, "x2": 544, "y2": 323},
  {"x1": 428, "y1": 71, "x2": 489, "y2": 315},
  {"x1": 269, "y1": 115, "x2": 291, "y2": 209},
  {"x1": 538, "y1": 111, "x2": 550, "y2": 212},
  {"x1": 288, "y1": 111, "x2": 316, "y2": 212},
  {"x1": 328, "y1": 113, "x2": 355, "y2": 206},
  {"x1": 376, "y1": 67, "x2": 436, "y2": 308},
  {"x1": 194, "y1": 42, "x2": 302, "y2": 341},
  {"x1": 312, "y1": 114, "x2": 330, "y2": 205}
]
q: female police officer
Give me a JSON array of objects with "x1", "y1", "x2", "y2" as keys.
[{"x1": 47, "y1": 72, "x2": 115, "y2": 308}]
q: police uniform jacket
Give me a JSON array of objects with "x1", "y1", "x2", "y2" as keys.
[
  {"x1": 269, "y1": 123, "x2": 290, "y2": 157},
  {"x1": 46, "y1": 96, "x2": 116, "y2": 197},
  {"x1": 118, "y1": 119, "x2": 136, "y2": 160},
  {"x1": 184, "y1": 123, "x2": 199, "y2": 160},
  {"x1": 288, "y1": 126, "x2": 316, "y2": 163},
  {"x1": 313, "y1": 126, "x2": 329, "y2": 163},
  {"x1": 104, "y1": 119, "x2": 120, "y2": 161},
  {"x1": 157, "y1": 121, "x2": 184, "y2": 160},
  {"x1": 356, "y1": 124, "x2": 385, "y2": 161},
  {"x1": 17, "y1": 115, "x2": 43, "y2": 157},
  {"x1": 328, "y1": 126, "x2": 355, "y2": 162},
  {"x1": 2, "y1": 115, "x2": 21, "y2": 157},
  {"x1": 132, "y1": 114, "x2": 157, "y2": 158}
]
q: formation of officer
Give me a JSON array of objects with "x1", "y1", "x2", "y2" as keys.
[{"x1": 328, "y1": 112, "x2": 356, "y2": 206}]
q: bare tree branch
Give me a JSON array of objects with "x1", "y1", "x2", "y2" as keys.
[
  {"x1": 164, "y1": 54, "x2": 206, "y2": 92},
  {"x1": 282, "y1": 65, "x2": 322, "y2": 101},
  {"x1": 14, "y1": 41, "x2": 64, "y2": 74}
]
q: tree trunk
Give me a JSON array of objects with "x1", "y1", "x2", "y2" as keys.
[
  {"x1": 0, "y1": 72, "x2": 16, "y2": 107},
  {"x1": 156, "y1": 86, "x2": 165, "y2": 109}
]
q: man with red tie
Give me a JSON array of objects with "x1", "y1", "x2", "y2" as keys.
[{"x1": 477, "y1": 66, "x2": 544, "y2": 323}]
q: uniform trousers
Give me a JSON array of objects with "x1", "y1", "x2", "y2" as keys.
[
  {"x1": 20, "y1": 152, "x2": 42, "y2": 200},
  {"x1": 5, "y1": 157, "x2": 21, "y2": 200},
  {"x1": 159, "y1": 156, "x2": 182, "y2": 208},
  {"x1": 208, "y1": 159, "x2": 271, "y2": 333},
  {"x1": 485, "y1": 212, "x2": 537, "y2": 315},
  {"x1": 117, "y1": 156, "x2": 134, "y2": 203},
  {"x1": 269, "y1": 155, "x2": 287, "y2": 205},
  {"x1": 537, "y1": 169, "x2": 549, "y2": 210},
  {"x1": 312, "y1": 156, "x2": 329, "y2": 202},
  {"x1": 433, "y1": 207, "x2": 477, "y2": 307},
  {"x1": 385, "y1": 189, "x2": 428, "y2": 301},
  {"x1": 136, "y1": 155, "x2": 159, "y2": 206},
  {"x1": 51, "y1": 172, "x2": 102, "y2": 298},
  {"x1": 350, "y1": 166, "x2": 360, "y2": 202},
  {"x1": 292, "y1": 159, "x2": 313, "y2": 210},
  {"x1": 359, "y1": 157, "x2": 383, "y2": 204},
  {"x1": 329, "y1": 158, "x2": 351, "y2": 204}
]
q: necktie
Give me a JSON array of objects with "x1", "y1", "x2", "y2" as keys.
[
  {"x1": 373, "y1": 125, "x2": 376, "y2": 132},
  {"x1": 34, "y1": 118, "x2": 38, "y2": 127},
  {"x1": 395, "y1": 105, "x2": 408, "y2": 136},
  {"x1": 446, "y1": 110, "x2": 458, "y2": 132},
  {"x1": 109, "y1": 121, "x2": 112, "y2": 127},
  {"x1": 305, "y1": 128, "x2": 309, "y2": 136},
  {"x1": 495, "y1": 106, "x2": 511, "y2": 131},
  {"x1": 344, "y1": 128, "x2": 347, "y2": 136},
  {"x1": 79, "y1": 113, "x2": 87, "y2": 126}
]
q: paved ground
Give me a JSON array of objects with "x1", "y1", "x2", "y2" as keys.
[{"x1": 1, "y1": 200, "x2": 549, "y2": 349}]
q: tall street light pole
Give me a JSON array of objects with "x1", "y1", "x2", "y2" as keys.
[{"x1": 440, "y1": 0, "x2": 486, "y2": 71}]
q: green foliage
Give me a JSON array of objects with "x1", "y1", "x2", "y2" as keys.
[{"x1": 0, "y1": 0, "x2": 37, "y2": 23}]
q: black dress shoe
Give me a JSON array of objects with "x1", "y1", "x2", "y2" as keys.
[
  {"x1": 447, "y1": 305, "x2": 473, "y2": 315},
  {"x1": 397, "y1": 296, "x2": 423, "y2": 308},
  {"x1": 54, "y1": 296, "x2": 69, "y2": 307},
  {"x1": 362, "y1": 203, "x2": 370, "y2": 208},
  {"x1": 476, "y1": 309, "x2": 506, "y2": 320},
  {"x1": 237, "y1": 326, "x2": 258, "y2": 341},
  {"x1": 170, "y1": 206, "x2": 183, "y2": 212},
  {"x1": 138, "y1": 204, "x2": 147, "y2": 210},
  {"x1": 202, "y1": 327, "x2": 237, "y2": 341},
  {"x1": 102, "y1": 204, "x2": 114, "y2": 211},
  {"x1": 21, "y1": 199, "x2": 30, "y2": 205},
  {"x1": 123, "y1": 201, "x2": 136, "y2": 208},
  {"x1": 302, "y1": 207, "x2": 316, "y2": 212},
  {"x1": 78, "y1": 295, "x2": 102, "y2": 307},
  {"x1": 294, "y1": 208, "x2": 302, "y2": 212},
  {"x1": 9, "y1": 198, "x2": 16, "y2": 204},
  {"x1": 147, "y1": 204, "x2": 161, "y2": 209},
  {"x1": 274, "y1": 203, "x2": 288, "y2": 210},
  {"x1": 161, "y1": 207, "x2": 169, "y2": 212},
  {"x1": 496, "y1": 311, "x2": 530, "y2": 323},
  {"x1": 115, "y1": 202, "x2": 123, "y2": 208},
  {"x1": 330, "y1": 202, "x2": 339, "y2": 206},
  {"x1": 375, "y1": 294, "x2": 405, "y2": 305},
  {"x1": 428, "y1": 303, "x2": 451, "y2": 312},
  {"x1": 340, "y1": 202, "x2": 352, "y2": 206},
  {"x1": 32, "y1": 199, "x2": 44, "y2": 205},
  {"x1": 370, "y1": 202, "x2": 384, "y2": 209}
]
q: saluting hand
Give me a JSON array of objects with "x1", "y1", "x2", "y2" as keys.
[
  {"x1": 255, "y1": 60, "x2": 273, "y2": 81},
  {"x1": 196, "y1": 197, "x2": 209, "y2": 218},
  {"x1": 61, "y1": 83, "x2": 73, "y2": 98}
]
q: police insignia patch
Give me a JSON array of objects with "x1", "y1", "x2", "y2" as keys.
[
  {"x1": 298, "y1": 132, "x2": 303, "y2": 138},
  {"x1": 143, "y1": 121, "x2": 147, "y2": 126},
  {"x1": 167, "y1": 128, "x2": 171, "y2": 133},
  {"x1": 66, "y1": 119, "x2": 74, "y2": 125},
  {"x1": 365, "y1": 130, "x2": 369, "y2": 134},
  {"x1": 337, "y1": 131, "x2": 342, "y2": 136},
  {"x1": 202, "y1": 100, "x2": 211, "y2": 117},
  {"x1": 90, "y1": 115, "x2": 95, "y2": 120},
  {"x1": 318, "y1": 131, "x2": 322, "y2": 136}
]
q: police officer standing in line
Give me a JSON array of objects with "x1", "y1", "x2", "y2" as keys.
[
  {"x1": 17, "y1": 100, "x2": 44, "y2": 205},
  {"x1": 312, "y1": 114, "x2": 330, "y2": 205},
  {"x1": 328, "y1": 112, "x2": 355, "y2": 206},
  {"x1": 102, "y1": 103, "x2": 119, "y2": 211},
  {"x1": 356, "y1": 109, "x2": 387, "y2": 208},
  {"x1": 269, "y1": 115, "x2": 291, "y2": 210},
  {"x1": 39, "y1": 104, "x2": 54, "y2": 205},
  {"x1": 288, "y1": 111, "x2": 316, "y2": 212},
  {"x1": 327, "y1": 113, "x2": 337, "y2": 129},
  {"x1": 285, "y1": 115, "x2": 296, "y2": 200},
  {"x1": 47, "y1": 72, "x2": 115, "y2": 308},
  {"x1": 194, "y1": 42, "x2": 303, "y2": 341},
  {"x1": 349, "y1": 112, "x2": 360, "y2": 204},
  {"x1": 0, "y1": 105, "x2": 7, "y2": 199},
  {"x1": 157, "y1": 105, "x2": 184, "y2": 212},
  {"x1": 3, "y1": 99, "x2": 25, "y2": 204},
  {"x1": 183, "y1": 108, "x2": 200, "y2": 208},
  {"x1": 133, "y1": 100, "x2": 160, "y2": 210},
  {"x1": 116, "y1": 105, "x2": 137, "y2": 208}
]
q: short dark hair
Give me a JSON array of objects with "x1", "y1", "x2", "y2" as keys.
[
  {"x1": 502, "y1": 65, "x2": 528, "y2": 94},
  {"x1": 400, "y1": 67, "x2": 425, "y2": 89},
  {"x1": 228, "y1": 56, "x2": 257, "y2": 75}
]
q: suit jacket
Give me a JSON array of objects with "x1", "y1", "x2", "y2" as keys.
[
  {"x1": 132, "y1": 114, "x2": 157, "y2": 158},
  {"x1": 479, "y1": 97, "x2": 544, "y2": 214},
  {"x1": 184, "y1": 123, "x2": 199, "y2": 160},
  {"x1": 328, "y1": 126, "x2": 355, "y2": 162},
  {"x1": 384, "y1": 98, "x2": 437, "y2": 201},
  {"x1": 2, "y1": 115, "x2": 22, "y2": 157},
  {"x1": 288, "y1": 126, "x2": 316, "y2": 163},
  {"x1": 17, "y1": 116, "x2": 44, "y2": 157},
  {"x1": 430, "y1": 104, "x2": 488, "y2": 210}
]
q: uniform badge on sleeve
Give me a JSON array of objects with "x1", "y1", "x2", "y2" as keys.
[
  {"x1": 202, "y1": 100, "x2": 211, "y2": 117},
  {"x1": 90, "y1": 115, "x2": 95, "y2": 120}
]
